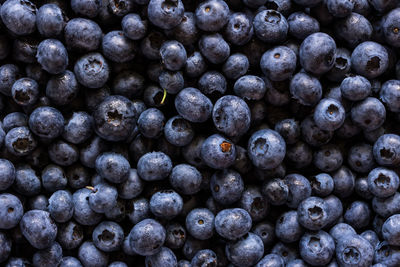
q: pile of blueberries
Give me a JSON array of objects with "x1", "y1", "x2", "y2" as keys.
[{"x1": 1, "y1": 0, "x2": 400, "y2": 266}]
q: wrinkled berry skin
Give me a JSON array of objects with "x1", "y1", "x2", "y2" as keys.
[
  {"x1": 0, "y1": 0, "x2": 37, "y2": 36},
  {"x1": 20, "y1": 210, "x2": 58, "y2": 249},
  {"x1": 175, "y1": 88, "x2": 213, "y2": 123},
  {"x1": 94, "y1": 95, "x2": 136, "y2": 142},
  {"x1": 212, "y1": 95, "x2": 251, "y2": 138},
  {"x1": 102, "y1": 31, "x2": 136, "y2": 63},
  {"x1": 36, "y1": 39, "x2": 69, "y2": 75},
  {"x1": 248, "y1": 129, "x2": 286, "y2": 170},
  {"x1": 65, "y1": 18, "x2": 102, "y2": 52}
]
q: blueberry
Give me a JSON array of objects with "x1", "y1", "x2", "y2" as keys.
[
  {"x1": 102, "y1": 31, "x2": 137, "y2": 63},
  {"x1": 0, "y1": 193, "x2": 23, "y2": 230},
  {"x1": 253, "y1": 10, "x2": 288, "y2": 44},
  {"x1": 329, "y1": 223, "x2": 356, "y2": 245},
  {"x1": 78, "y1": 241, "x2": 109, "y2": 267},
  {"x1": 368, "y1": 167, "x2": 399, "y2": 198},
  {"x1": 13, "y1": 164, "x2": 41, "y2": 196},
  {"x1": 29, "y1": 106, "x2": 65, "y2": 139},
  {"x1": 59, "y1": 257, "x2": 83, "y2": 267},
  {"x1": 284, "y1": 173, "x2": 312, "y2": 208},
  {"x1": 224, "y1": 12, "x2": 254, "y2": 46},
  {"x1": 300, "y1": 32, "x2": 336, "y2": 75},
  {"x1": 186, "y1": 208, "x2": 214, "y2": 240},
  {"x1": 147, "y1": 0, "x2": 184, "y2": 30},
  {"x1": 0, "y1": 232, "x2": 11, "y2": 263},
  {"x1": 92, "y1": 221, "x2": 124, "y2": 252},
  {"x1": 62, "y1": 112, "x2": 93, "y2": 145},
  {"x1": 213, "y1": 95, "x2": 251, "y2": 137},
  {"x1": 122, "y1": 13, "x2": 148, "y2": 41},
  {"x1": 67, "y1": 164, "x2": 91, "y2": 189},
  {"x1": 129, "y1": 218, "x2": 166, "y2": 256},
  {"x1": 166, "y1": 12, "x2": 198, "y2": 45},
  {"x1": 326, "y1": 0, "x2": 354, "y2": 18},
  {"x1": 290, "y1": 72, "x2": 322, "y2": 106},
  {"x1": 20, "y1": 210, "x2": 57, "y2": 249},
  {"x1": 334, "y1": 13, "x2": 373, "y2": 48},
  {"x1": 274, "y1": 119, "x2": 300, "y2": 145},
  {"x1": 150, "y1": 189, "x2": 183, "y2": 220},
  {"x1": 382, "y1": 8, "x2": 400, "y2": 47},
  {"x1": 0, "y1": 64, "x2": 19, "y2": 96},
  {"x1": 93, "y1": 95, "x2": 136, "y2": 141},
  {"x1": 165, "y1": 223, "x2": 186, "y2": 249},
  {"x1": 159, "y1": 71, "x2": 184, "y2": 95},
  {"x1": 248, "y1": 129, "x2": 286, "y2": 170},
  {"x1": 288, "y1": 12, "x2": 320, "y2": 39},
  {"x1": 36, "y1": 39, "x2": 69, "y2": 75},
  {"x1": 275, "y1": 210, "x2": 304, "y2": 243},
  {"x1": 126, "y1": 198, "x2": 150, "y2": 224},
  {"x1": 380, "y1": 80, "x2": 400, "y2": 112},
  {"x1": 175, "y1": 87, "x2": 213, "y2": 123},
  {"x1": 140, "y1": 31, "x2": 166, "y2": 60},
  {"x1": 0, "y1": 159, "x2": 16, "y2": 191},
  {"x1": 32, "y1": 242, "x2": 62, "y2": 266},
  {"x1": 372, "y1": 192, "x2": 400, "y2": 218},
  {"x1": 351, "y1": 97, "x2": 386, "y2": 132},
  {"x1": 195, "y1": 0, "x2": 229, "y2": 32},
  {"x1": 198, "y1": 33, "x2": 230, "y2": 64},
  {"x1": 64, "y1": 18, "x2": 102, "y2": 52},
  {"x1": 374, "y1": 241, "x2": 400, "y2": 266},
  {"x1": 41, "y1": 164, "x2": 67, "y2": 192},
  {"x1": 215, "y1": 208, "x2": 252, "y2": 240},
  {"x1": 37, "y1": 4, "x2": 66, "y2": 38},
  {"x1": 74, "y1": 52, "x2": 110, "y2": 89},
  {"x1": 57, "y1": 221, "x2": 84, "y2": 250},
  {"x1": 71, "y1": 0, "x2": 101, "y2": 18},
  {"x1": 314, "y1": 98, "x2": 345, "y2": 131},
  {"x1": 373, "y1": 134, "x2": 400, "y2": 167},
  {"x1": 146, "y1": 247, "x2": 178, "y2": 267},
  {"x1": 340, "y1": 75, "x2": 371, "y2": 101},
  {"x1": 252, "y1": 222, "x2": 276, "y2": 249},
  {"x1": 261, "y1": 46, "x2": 297, "y2": 82},
  {"x1": 210, "y1": 169, "x2": 244, "y2": 205},
  {"x1": 5, "y1": 126, "x2": 37, "y2": 156},
  {"x1": 116, "y1": 169, "x2": 144, "y2": 199},
  {"x1": 88, "y1": 183, "x2": 118, "y2": 213},
  {"x1": 326, "y1": 48, "x2": 352, "y2": 82},
  {"x1": 360, "y1": 230, "x2": 379, "y2": 249},
  {"x1": 0, "y1": 0, "x2": 37, "y2": 36},
  {"x1": 382, "y1": 214, "x2": 400, "y2": 246},
  {"x1": 271, "y1": 242, "x2": 299, "y2": 264},
  {"x1": 351, "y1": 41, "x2": 389, "y2": 79},
  {"x1": 138, "y1": 108, "x2": 165, "y2": 139},
  {"x1": 336, "y1": 235, "x2": 374, "y2": 267},
  {"x1": 72, "y1": 188, "x2": 103, "y2": 226},
  {"x1": 198, "y1": 71, "x2": 226, "y2": 96},
  {"x1": 310, "y1": 173, "x2": 334, "y2": 197},
  {"x1": 222, "y1": 53, "x2": 249, "y2": 80},
  {"x1": 201, "y1": 134, "x2": 236, "y2": 169},
  {"x1": 164, "y1": 116, "x2": 194, "y2": 147},
  {"x1": 313, "y1": 144, "x2": 343, "y2": 172},
  {"x1": 137, "y1": 151, "x2": 172, "y2": 181},
  {"x1": 344, "y1": 200, "x2": 371, "y2": 229},
  {"x1": 261, "y1": 178, "x2": 289, "y2": 205},
  {"x1": 169, "y1": 164, "x2": 202, "y2": 195},
  {"x1": 239, "y1": 186, "x2": 269, "y2": 222},
  {"x1": 46, "y1": 71, "x2": 79, "y2": 106},
  {"x1": 48, "y1": 140, "x2": 79, "y2": 166},
  {"x1": 347, "y1": 143, "x2": 375, "y2": 173},
  {"x1": 185, "y1": 51, "x2": 207, "y2": 78},
  {"x1": 225, "y1": 233, "x2": 264, "y2": 267},
  {"x1": 299, "y1": 231, "x2": 335, "y2": 266}
]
